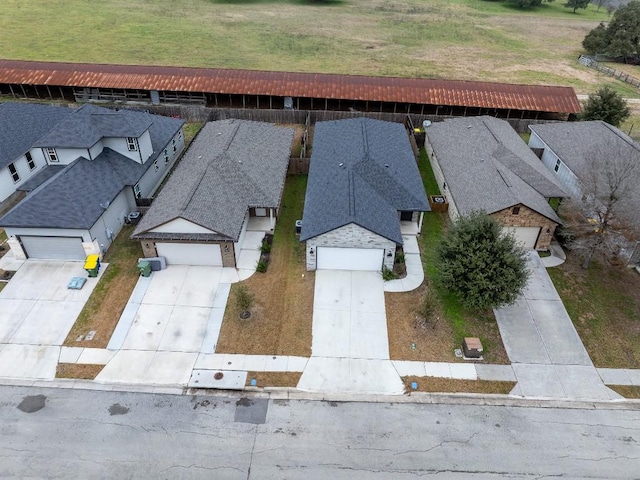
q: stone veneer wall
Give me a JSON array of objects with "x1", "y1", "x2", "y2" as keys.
[
  {"x1": 141, "y1": 240, "x2": 157, "y2": 258},
  {"x1": 305, "y1": 223, "x2": 397, "y2": 271},
  {"x1": 491, "y1": 205, "x2": 557, "y2": 250}
]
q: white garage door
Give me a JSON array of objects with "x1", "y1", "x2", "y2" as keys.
[
  {"x1": 317, "y1": 247, "x2": 384, "y2": 271},
  {"x1": 155, "y1": 243, "x2": 223, "y2": 266},
  {"x1": 505, "y1": 227, "x2": 540, "y2": 249},
  {"x1": 20, "y1": 235, "x2": 86, "y2": 260}
]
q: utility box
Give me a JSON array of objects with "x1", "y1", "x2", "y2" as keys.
[
  {"x1": 463, "y1": 337, "x2": 483, "y2": 359},
  {"x1": 127, "y1": 211, "x2": 141, "y2": 225}
]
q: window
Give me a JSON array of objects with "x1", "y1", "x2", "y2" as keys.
[
  {"x1": 512, "y1": 206, "x2": 520, "y2": 215},
  {"x1": 8, "y1": 163, "x2": 19, "y2": 183},
  {"x1": 44, "y1": 147, "x2": 58, "y2": 163},
  {"x1": 126, "y1": 137, "x2": 138, "y2": 151},
  {"x1": 163, "y1": 149, "x2": 169, "y2": 165},
  {"x1": 154, "y1": 159, "x2": 159, "y2": 171},
  {"x1": 133, "y1": 183, "x2": 141, "y2": 199},
  {"x1": 26, "y1": 151, "x2": 36, "y2": 170},
  {"x1": 554, "y1": 159, "x2": 561, "y2": 173}
]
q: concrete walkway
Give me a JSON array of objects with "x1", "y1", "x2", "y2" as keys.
[
  {"x1": 384, "y1": 236, "x2": 424, "y2": 292},
  {"x1": 494, "y1": 253, "x2": 621, "y2": 401},
  {"x1": 539, "y1": 240, "x2": 566, "y2": 268},
  {"x1": 298, "y1": 270, "x2": 404, "y2": 395}
]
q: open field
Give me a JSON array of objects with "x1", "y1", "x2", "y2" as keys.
[{"x1": 0, "y1": 0, "x2": 633, "y2": 93}]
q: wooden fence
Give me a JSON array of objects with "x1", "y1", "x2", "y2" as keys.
[{"x1": 578, "y1": 55, "x2": 640, "y2": 88}]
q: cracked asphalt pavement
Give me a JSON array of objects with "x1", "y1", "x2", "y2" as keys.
[{"x1": 0, "y1": 386, "x2": 639, "y2": 479}]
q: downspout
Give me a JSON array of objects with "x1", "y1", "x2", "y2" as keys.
[{"x1": 418, "y1": 211, "x2": 424, "y2": 234}]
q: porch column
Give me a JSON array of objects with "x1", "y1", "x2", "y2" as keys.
[
  {"x1": 418, "y1": 211, "x2": 424, "y2": 234},
  {"x1": 269, "y1": 208, "x2": 275, "y2": 230}
]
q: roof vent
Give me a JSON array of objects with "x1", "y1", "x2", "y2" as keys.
[
  {"x1": 384, "y1": 164, "x2": 389, "y2": 168},
  {"x1": 339, "y1": 162, "x2": 344, "y2": 167}
]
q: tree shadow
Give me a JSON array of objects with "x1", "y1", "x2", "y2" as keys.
[{"x1": 209, "y1": 0, "x2": 345, "y2": 5}]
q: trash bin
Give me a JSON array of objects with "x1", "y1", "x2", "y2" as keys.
[
  {"x1": 84, "y1": 254, "x2": 100, "y2": 277},
  {"x1": 137, "y1": 260, "x2": 152, "y2": 277}
]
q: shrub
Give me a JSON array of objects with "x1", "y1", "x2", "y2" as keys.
[
  {"x1": 256, "y1": 259, "x2": 268, "y2": 273},
  {"x1": 235, "y1": 285, "x2": 254, "y2": 315},
  {"x1": 395, "y1": 253, "x2": 405, "y2": 264},
  {"x1": 382, "y1": 266, "x2": 397, "y2": 281},
  {"x1": 260, "y1": 240, "x2": 271, "y2": 254}
]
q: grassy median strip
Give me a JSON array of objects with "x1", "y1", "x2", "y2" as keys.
[
  {"x1": 403, "y1": 376, "x2": 516, "y2": 395},
  {"x1": 64, "y1": 226, "x2": 143, "y2": 348},
  {"x1": 608, "y1": 385, "x2": 640, "y2": 399},
  {"x1": 216, "y1": 175, "x2": 313, "y2": 357},
  {"x1": 245, "y1": 372, "x2": 302, "y2": 388},
  {"x1": 56, "y1": 363, "x2": 104, "y2": 380}
]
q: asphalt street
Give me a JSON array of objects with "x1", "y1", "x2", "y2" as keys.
[{"x1": 0, "y1": 386, "x2": 639, "y2": 479}]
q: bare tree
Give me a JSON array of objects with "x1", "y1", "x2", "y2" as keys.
[{"x1": 560, "y1": 140, "x2": 640, "y2": 269}]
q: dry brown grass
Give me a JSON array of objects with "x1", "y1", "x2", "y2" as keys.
[
  {"x1": 56, "y1": 363, "x2": 104, "y2": 380},
  {"x1": 403, "y1": 376, "x2": 516, "y2": 394},
  {"x1": 245, "y1": 371, "x2": 302, "y2": 388},
  {"x1": 64, "y1": 226, "x2": 143, "y2": 348},
  {"x1": 216, "y1": 175, "x2": 313, "y2": 357},
  {"x1": 386, "y1": 284, "x2": 510, "y2": 364},
  {"x1": 608, "y1": 385, "x2": 640, "y2": 399}
]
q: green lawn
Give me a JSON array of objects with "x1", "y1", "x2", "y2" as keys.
[{"x1": 0, "y1": 0, "x2": 623, "y2": 93}]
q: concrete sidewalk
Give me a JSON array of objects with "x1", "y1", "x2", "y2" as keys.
[{"x1": 495, "y1": 253, "x2": 621, "y2": 401}]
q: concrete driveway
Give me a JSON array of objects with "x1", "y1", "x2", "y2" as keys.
[
  {"x1": 96, "y1": 265, "x2": 231, "y2": 385},
  {"x1": 298, "y1": 270, "x2": 403, "y2": 395},
  {"x1": 0, "y1": 260, "x2": 105, "y2": 379},
  {"x1": 494, "y1": 253, "x2": 621, "y2": 401}
]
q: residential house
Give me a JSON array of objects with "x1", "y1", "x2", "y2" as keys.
[
  {"x1": 0, "y1": 103, "x2": 73, "y2": 204},
  {"x1": 131, "y1": 119, "x2": 294, "y2": 267},
  {"x1": 301, "y1": 117, "x2": 429, "y2": 271},
  {"x1": 425, "y1": 116, "x2": 567, "y2": 250},
  {"x1": 0, "y1": 103, "x2": 185, "y2": 260}
]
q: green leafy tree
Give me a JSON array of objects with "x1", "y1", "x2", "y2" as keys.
[
  {"x1": 580, "y1": 85, "x2": 630, "y2": 126},
  {"x1": 437, "y1": 212, "x2": 530, "y2": 311},
  {"x1": 582, "y1": 1, "x2": 640, "y2": 60},
  {"x1": 583, "y1": 23, "x2": 609, "y2": 53},
  {"x1": 565, "y1": 0, "x2": 590, "y2": 13},
  {"x1": 508, "y1": 0, "x2": 544, "y2": 7}
]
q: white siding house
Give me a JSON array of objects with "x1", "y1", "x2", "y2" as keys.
[{"x1": 0, "y1": 103, "x2": 185, "y2": 260}]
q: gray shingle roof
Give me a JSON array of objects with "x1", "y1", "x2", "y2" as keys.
[
  {"x1": 0, "y1": 102, "x2": 72, "y2": 170},
  {"x1": 34, "y1": 104, "x2": 154, "y2": 148},
  {"x1": 16, "y1": 165, "x2": 66, "y2": 192},
  {"x1": 132, "y1": 120, "x2": 294, "y2": 241},
  {"x1": 426, "y1": 116, "x2": 564, "y2": 224},
  {"x1": 300, "y1": 117, "x2": 429, "y2": 244},
  {"x1": 529, "y1": 120, "x2": 640, "y2": 180},
  {"x1": 0, "y1": 110, "x2": 183, "y2": 229}
]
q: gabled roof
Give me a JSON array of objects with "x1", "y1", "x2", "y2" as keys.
[
  {"x1": 426, "y1": 116, "x2": 565, "y2": 224},
  {"x1": 34, "y1": 104, "x2": 154, "y2": 148},
  {"x1": 132, "y1": 120, "x2": 294, "y2": 241},
  {"x1": 300, "y1": 117, "x2": 429, "y2": 244},
  {"x1": 0, "y1": 102, "x2": 72, "y2": 169},
  {"x1": 0, "y1": 111, "x2": 183, "y2": 230},
  {"x1": 529, "y1": 120, "x2": 640, "y2": 180}
]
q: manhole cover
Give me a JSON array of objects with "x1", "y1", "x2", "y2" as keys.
[{"x1": 214, "y1": 372, "x2": 224, "y2": 380}]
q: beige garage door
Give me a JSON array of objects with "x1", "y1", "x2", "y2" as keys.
[{"x1": 505, "y1": 227, "x2": 540, "y2": 249}]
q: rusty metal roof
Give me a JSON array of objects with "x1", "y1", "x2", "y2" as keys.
[{"x1": 0, "y1": 59, "x2": 581, "y2": 114}]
